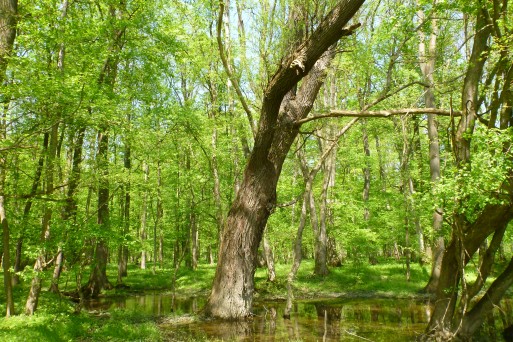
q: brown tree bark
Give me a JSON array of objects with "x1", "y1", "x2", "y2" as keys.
[{"x1": 204, "y1": 0, "x2": 364, "y2": 319}]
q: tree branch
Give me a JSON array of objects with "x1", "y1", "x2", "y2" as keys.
[
  {"x1": 296, "y1": 108, "x2": 461, "y2": 125},
  {"x1": 217, "y1": 1, "x2": 256, "y2": 138}
]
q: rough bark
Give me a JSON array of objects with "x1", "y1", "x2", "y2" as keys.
[{"x1": 204, "y1": 0, "x2": 364, "y2": 319}]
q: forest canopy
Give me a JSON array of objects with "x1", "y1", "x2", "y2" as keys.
[{"x1": 1, "y1": 0, "x2": 512, "y2": 340}]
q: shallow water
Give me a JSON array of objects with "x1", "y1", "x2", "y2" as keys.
[{"x1": 84, "y1": 293, "x2": 513, "y2": 341}]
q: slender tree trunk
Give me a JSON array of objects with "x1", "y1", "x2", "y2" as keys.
[
  {"x1": 25, "y1": 122, "x2": 59, "y2": 315},
  {"x1": 0, "y1": 1, "x2": 18, "y2": 308},
  {"x1": 153, "y1": 161, "x2": 162, "y2": 274},
  {"x1": 13, "y1": 133, "x2": 47, "y2": 286},
  {"x1": 190, "y1": 194, "x2": 198, "y2": 271},
  {"x1": 0, "y1": 107, "x2": 14, "y2": 316},
  {"x1": 286, "y1": 118, "x2": 357, "y2": 317},
  {"x1": 49, "y1": 248, "x2": 63, "y2": 293},
  {"x1": 0, "y1": 185, "x2": 13, "y2": 317},
  {"x1": 262, "y1": 234, "x2": 275, "y2": 282},
  {"x1": 284, "y1": 184, "x2": 309, "y2": 319},
  {"x1": 140, "y1": 161, "x2": 149, "y2": 270},
  {"x1": 361, "y1": 120, "x2": 371, "y2": 221},
  {"x1": 118, "y1": 119, "x2": 131, "y2": 281},
  {"x1": 84, "y1": 130, "x2": 112, "y2": 297},
  {"x1": 418, "y1": 2, "x2": 444, "y2": 293},
  {"x1": 49, "y1": 2, "x2": 71, "y2": 292}
]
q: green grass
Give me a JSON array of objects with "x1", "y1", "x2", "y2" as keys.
[
  {"x1": 0, "y1": 259, "x2": 436, "y2": 341},
  {"x1": 254, "y1": 259, "x2": 430, "y2": 299}
]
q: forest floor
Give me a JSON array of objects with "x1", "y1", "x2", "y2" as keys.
[{"x1": 0, "y1": 259, "x2": 445, "y2": 341}]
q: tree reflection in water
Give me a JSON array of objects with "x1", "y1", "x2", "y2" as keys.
[{"x1": 83, "y1": 294, "x2": 513, "y2": 341}]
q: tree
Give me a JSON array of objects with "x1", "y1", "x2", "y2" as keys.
[
  {"x1": 0, "y1": 0, "x2": 18, "y2": 318},
  {"x1": 417, "y1": 0, "x2": 444, "y2": 294},
  {"x1": 423, "y1": 1, "x2": 513, "y2": 339},
  {"x1": 204, "y1": 0, "x2": 365, "y2": 319}
]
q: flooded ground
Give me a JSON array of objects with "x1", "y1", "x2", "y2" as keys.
[{"x1": 84, "y1": 293, "x2": 512, "y2": 341}]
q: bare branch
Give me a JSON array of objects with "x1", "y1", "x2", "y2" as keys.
[
  {"x1": 297, "y1": 108, "x2": 461, "y2": 125},
  {"x1": 217, "y1": 1, "x2": 256, "y2": 137}
]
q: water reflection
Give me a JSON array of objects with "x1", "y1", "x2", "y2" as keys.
[{"x1": 84, "y1": 294, "x2": 513, "y2": 341}]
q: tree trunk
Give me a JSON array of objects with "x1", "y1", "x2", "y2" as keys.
[
  {"x1": 25, "y1": 122, "x2": 59, "y2": 315},
  {"x1": 262, "y1": 234, "x2": 275, "y2": 282},
  {"x1": 14, "y1": 133, "x2": 47, "y2": 286},
  {"x1": 0, "y1": 152, "x2": 14, "y2": 316},
  {"x1": 0, "y1": 1, "x2": 18, "y2": 306},
  {"x1": 204, "y1": 0, "x2": 364, "y2": 318},
  {"x1": 417, "y1": 2, "x2": 444, "y2": 293},
  {"x1": 118, "y1": 120, "x2": 131, "y2": 281},
  {"x1": 49, "y1": 248, "x2": 63, "y2": 293},
  {"x1": 84, "y1": 130, "x2": 112, "y2": 298},
  {"x1": 425, "y1": 6, "x2": 493, "y2": 335},
  {"x1": 190, "y1": 201, "x2": 198, "y2": 271},
  {"x1": 284, "y1": 191, "x2": 308, "y2": 318},
  {"x1": 140, "y1": 161, "x2": 149, "y2": 270},
  {"x1": 361, "y1": 120, "x2": 371, "y2": 221},
  {"x1": 153, "y1": 160, "x2": 162, "y2": 274}
]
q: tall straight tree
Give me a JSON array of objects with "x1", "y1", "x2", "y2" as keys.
[
  {"x1": 25, "y1": 121, "x2": 60, "y2": 315},
  {"x1": 84, "y1": 1, "x2": 127, "y2": 297},
  {"x1": 0, "y1": 0, "x2": 18, "y2": 318},
  {"x1": 417, "y1": 1, "x2": 444, "y2": 294},
  {"x1": 204, "y1": 0, "x2": 365, "y2": 319}
]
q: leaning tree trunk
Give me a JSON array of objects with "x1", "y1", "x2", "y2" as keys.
[{"x1": 204, "y1": 0, "x2": 364, "y2": 319}]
